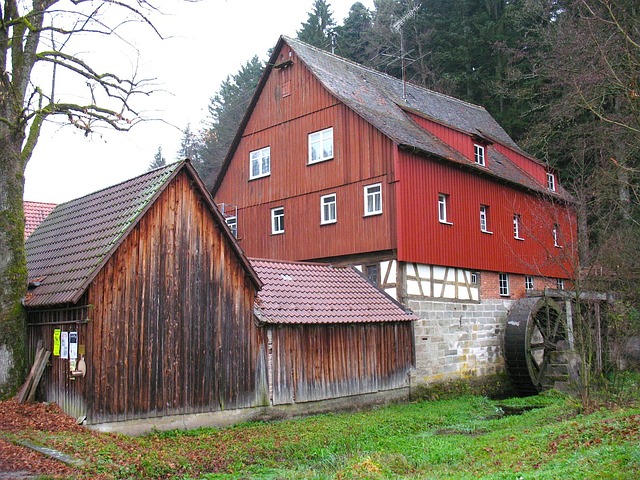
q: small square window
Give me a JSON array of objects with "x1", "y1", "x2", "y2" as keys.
[
  {"x1": 547, "y1": 172, "x2": 556, "y2": 191},
  {"x1": 499, "y1": 273, "x2": 510, "y2": 297},
  {"x1": 308, "y1": 127, "x2": 334, "y2": 164},
  {"x1": 365, "y1": 264, "x2": 380, "y2": 285},
  {"x1": 438, "y1": 194, "x2": 451, "y2": 224},
  {"x1": 364, "y1": 183, "x2": 382, "y2": 216},
  {"x1": 525, "y1": 275, "x2": 534, "y2": 291},
  {"x1": 480, "y1": 205, "x2": 491, "y2": 233},
  {"x1": 556, "y1": 278, "x2": 565, "y2": 290},
  {"x1": 271, "y1": 207, "x2": 284, "y2": 234},
  {"x1": 250, "y1": 146, "x2": 270, "y2": 179},
  {"x1": 474, "y1": 144, "x2": 486, "y2": 166},
  {"x1": 513, "y1": 214, "x2": 523, "y2": 240},
  {"x1": 320, "y1": 193, "x2": 337, "y2": 224}
]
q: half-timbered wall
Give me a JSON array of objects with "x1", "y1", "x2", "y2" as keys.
[{"x1": 268, "y1": 323, "x2": 413, "y2": 405}]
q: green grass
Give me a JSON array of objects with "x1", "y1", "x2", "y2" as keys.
[{"x1": 12, "y1": 389, "x2": 640, "y2": 479}]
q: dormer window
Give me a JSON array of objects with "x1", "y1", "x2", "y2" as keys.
[
  {"x1": 547, "y1": 172, "x2": 556, "y2": 191},
  {"x1": 474, "y1": 144, "x2": 486, "y2": 166}
]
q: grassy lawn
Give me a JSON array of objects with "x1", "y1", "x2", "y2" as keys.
[{"x1": 5, "y1": 384, "x2": 640, "y2": 479}]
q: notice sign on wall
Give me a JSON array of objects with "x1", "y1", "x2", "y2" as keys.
[
  {"x1": 60, "y1": 332, "x2": 69, "y2": 359},
  {"x1": 53, "y1": 329, "x2": 61, "y2": 357},
  {"x1": 69, "y1": 332, "x2": 78, "y2": 360}
]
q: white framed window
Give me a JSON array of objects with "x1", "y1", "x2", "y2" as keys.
[
  {"x1": 470, "y1": 272, "x2": 478, "y2": 284},
  {"x1": 525, "y1": 275, "x2": 534, "y2": 291},
  {"x1": 480, "y1": 205, "x2": 492, "y2": 233},
  {"x1": 474, "y1": 144, "x2": 486, "y2": 166},
  {"x1": 556, "y1": 278, "x2": 565, "y2": 290},
  {"x1": 225, "y1": 216, "x2": 238, "y2": 238},
  {"x1": 438, "y1": 194, "x2": 451, "y2": 224},
  {"x1": 499, "y1": 273, "x2": 510, "y2": 297},
  {"x1": 308, "y1": 127, "x2": 333, "y2": 164},
  {"x1": 513, "y1": 214, "x2": 523, "y2": 240},
  {"x1": 547, "y1": 172, "x2": 556, "y2": 191},
  {"x1": 320, "y1": 193, "x2": 337, "y2": 224},
  {"x1": 553, "y1": 224, "x2": 561, "y2": 247},
  {"x1": 250, "y1": 146, "x2": 270, "y2": 179},
  {"x1": 271, "y1": 207, "x2": 284, "y2": 234},
  {"x1": 364, "y1": 183, "x2": 382, "y2": 216}
]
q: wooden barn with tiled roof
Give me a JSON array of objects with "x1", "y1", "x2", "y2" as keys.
[
  {"x1": 25, "y1": 160, "x2": 266, "y2": 425},
  {"x1": 252, "y1": 259, "x2": 415, "y2": 405},
  {"x1": 213, "y1": 36, "x2": 579, "y2": 388},
  {"x1": 24, "y1": 161, "x2": 418, "y2": 430}
]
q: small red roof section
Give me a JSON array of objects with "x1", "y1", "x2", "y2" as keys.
[
  {"x1": 24, "y1": 201, "x2": 56, "y2": 238},
  {"x1": 251, "y1": 259, "x2": 417, "y2": 324}
]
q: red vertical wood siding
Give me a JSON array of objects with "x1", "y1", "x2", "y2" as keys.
[
  {"x1": 407, "y1": 112, "x2": 548, "y2": 184},
  {"x1": 396, "y1": 150, "x2": 577, "y2": 278},
  {"x1": 28, "y1": 171, "x2": 268, "y2": 425},
  {"x1": 215, "y1": 42, "x2": 397, "y2": 261}
]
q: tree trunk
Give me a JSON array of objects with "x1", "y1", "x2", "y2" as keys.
[{"x1": 0, "y1": 127, "x2": 28, "y2": 398}]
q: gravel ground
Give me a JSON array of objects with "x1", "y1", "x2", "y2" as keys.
[{"x1": 0, "y1": 400, "x2": 83, "y2": 478}]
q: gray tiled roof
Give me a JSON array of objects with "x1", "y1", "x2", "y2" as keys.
[
  {"x1": 284, "y1": 37, "x2": 560, "y2": 195},
  {"x1": 25, "y1": 161, "x2": 261, "y2": 308},
  {"x1": 252, "y1": 259, "x2": 417, "y2": 324}
]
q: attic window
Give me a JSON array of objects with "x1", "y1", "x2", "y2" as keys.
[
  {"x1": 547, "y1": 172, "x2": 556, "y2": 191},
  {"x1": 474, "y1": 144, "x2": 486, "y2": 166}
]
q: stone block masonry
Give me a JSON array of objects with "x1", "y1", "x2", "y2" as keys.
[{"x1": 409, "y1": 298, "x2": 513, "y2": 385}]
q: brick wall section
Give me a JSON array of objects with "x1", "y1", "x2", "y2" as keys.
[
  {"x1": 481, "y1": 271, "x2": 562, "y2": 300},
  {"x1": 409, "y1": 298, "x2": 513, "y2": 384}
]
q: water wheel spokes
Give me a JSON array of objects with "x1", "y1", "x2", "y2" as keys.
[{"x1": 505, "y1": 296, "x2": 565, "y2": 395}]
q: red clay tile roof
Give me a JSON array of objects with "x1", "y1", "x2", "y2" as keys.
[
  {"x1": 25, "y1": 161, "x2": 260, "y2": 308},
  {"x1": 23, "y1": 201, "x2": 56, "y2": 238},
  {"x1": 251, "y1": 259, "x2": 417, "y2": 324}
]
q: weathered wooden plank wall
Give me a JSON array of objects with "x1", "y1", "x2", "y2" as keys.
[
  {"x1": 29, "y1": 170, "x2": 267, "y2": 425},
  {"x1": 271, "y1": 322, "x2": 413, "y2": 405},
  {"x1": 27, "y1": 300, "x2": 92, "y2": 421}
]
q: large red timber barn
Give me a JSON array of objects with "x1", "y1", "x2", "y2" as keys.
[
  {"x1": 24, "y1": 160, "x2": 416, "y2": 431},
  {"x1": 213, "y1": 36, "x2": 579, "y2": 387}
]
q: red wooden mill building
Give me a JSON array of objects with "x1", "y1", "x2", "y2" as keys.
[{"x1": 213, "y1": 36, "x2": 578, "y2": 385}]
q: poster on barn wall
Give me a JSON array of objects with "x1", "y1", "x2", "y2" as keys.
[{"x1": 61, "y1": 332, "x2": 69, "y2": 359}]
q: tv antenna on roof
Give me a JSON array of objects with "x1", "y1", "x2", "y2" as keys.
[{"x1": 392, "y1": 3, "x2": 421, "y2": 100}]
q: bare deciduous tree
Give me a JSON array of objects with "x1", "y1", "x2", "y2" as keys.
[{"x1": 0, "y1": 0, "x2": 167, "y2": 398}]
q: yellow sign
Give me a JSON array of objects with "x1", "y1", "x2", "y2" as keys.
[{"x1": 53, "y1": 329, "x2": 61, "y2": 356}]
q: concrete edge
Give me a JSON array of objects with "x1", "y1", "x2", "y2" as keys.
[{"x1": 90, "y1": 387, "x2": 410, "y2": 436}]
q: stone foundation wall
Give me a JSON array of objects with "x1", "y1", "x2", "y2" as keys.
[{"x1": 408, "y1": 298, "x2": 514, "y2": 385}]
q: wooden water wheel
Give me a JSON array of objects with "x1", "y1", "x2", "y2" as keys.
[{"x1": 504, "y1": 296, "x2": 568, "y2": 395}]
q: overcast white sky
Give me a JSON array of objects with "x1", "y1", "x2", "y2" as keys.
[{"x1": 23, "y1": 0, "x2": 375, "y2": 204}]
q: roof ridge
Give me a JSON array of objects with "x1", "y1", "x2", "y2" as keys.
[
  {"x1": 249, "y1": 257, "x2": 347, "y2": 268},
  {"x1": 53, "y1": 160, "x2": 184, "y2": 209},
  {"x1": 283, "y1": 36, "x2": 488, "y2": 113}
]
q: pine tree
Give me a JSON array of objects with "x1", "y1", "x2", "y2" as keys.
[
  {"x1": 198, "y1": 56, "x2": 265, "y2": 185},
  {"x1": 148, "y1": 146, "x2": 166, "y2": 171},
  {"x1": 335, "y1": 2, "x2": 373, "y2": 63},
  {"x1": 297, "y1": 0, "x2": 337, "y2": 51}
]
